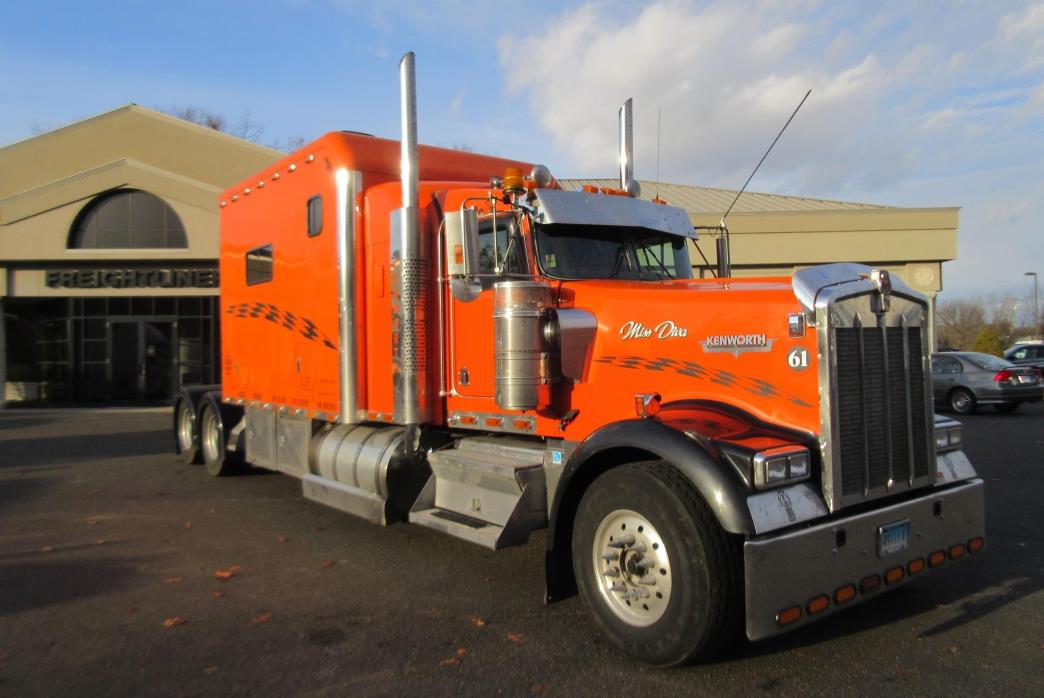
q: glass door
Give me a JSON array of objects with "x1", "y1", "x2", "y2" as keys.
[{"x1": 108, "y1": 320, "x2": 176, "y2": 401}]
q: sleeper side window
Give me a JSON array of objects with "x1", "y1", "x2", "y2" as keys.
[
  {"x1": 246, "y1": 244, "x2": 273, "y2": 285},
  {"x1": 307, "y1": 195, "x2": 323, "y2": 237}
]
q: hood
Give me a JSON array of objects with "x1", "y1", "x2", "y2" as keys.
[{"x1": 559, "y1": 276, "x2": 820, "y2": 437}]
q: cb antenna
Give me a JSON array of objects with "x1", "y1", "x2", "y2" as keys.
[
  {"x1": 719, "y1": 88, "x2": 811, "y2": 229},
  {"x1": 704, "y1": 88, "x2": 810, "y2": 279}
]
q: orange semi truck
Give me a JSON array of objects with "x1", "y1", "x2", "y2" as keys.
[{"x1": 172, "y1": 53, "x2": 984, "y2": 665}]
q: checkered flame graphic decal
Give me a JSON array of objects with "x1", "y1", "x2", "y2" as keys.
[
  {"x1": 225, "y1": 302, "x2": 337, "y2": 350},
  {"x1": 593, "y1": 355, "x2": 813, "y2": 409}
]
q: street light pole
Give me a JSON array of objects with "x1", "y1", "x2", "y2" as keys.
[{"x1": 1026, "y1": 272, "x2": 1039, "y2": 337}]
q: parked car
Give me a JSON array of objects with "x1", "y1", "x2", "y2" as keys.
[
  {"x1": 931, "y1": 351, "x2": 1043, "y2": 414},
  {"x1": 1003, "y1": 342, "x2": 1044, "y2": 370}
]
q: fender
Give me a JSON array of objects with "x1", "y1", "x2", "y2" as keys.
[{"x1": 544, "y1": 417, "x2": 755, "y2": 603}]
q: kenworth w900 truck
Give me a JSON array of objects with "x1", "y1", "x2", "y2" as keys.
[{"x1": 173, "y1": 53, "x2": 984, "y2": 665}]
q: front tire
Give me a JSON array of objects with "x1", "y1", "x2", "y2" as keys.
[
  {"x1": 572, "y1": 462, "x2": 741, "y2": 666},
  {"x1": 949, "y1": 388, "x2": 977, "y2": 415}
]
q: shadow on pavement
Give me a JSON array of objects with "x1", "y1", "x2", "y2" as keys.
[
  {"x1": 0, "y1": 430, "x2": 172, "y2": 469},
  {"x1": 0, "y1": 550, "x2": 158, "y2": 618}
]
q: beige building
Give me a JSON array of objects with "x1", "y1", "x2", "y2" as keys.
[{"x1": 0, "y1": 106, "x2": 957, "y2": 405}]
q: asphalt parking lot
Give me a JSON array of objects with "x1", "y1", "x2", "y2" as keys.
[{"x1": 0, "y1": 404, "x2": 1041, "y2": 697}]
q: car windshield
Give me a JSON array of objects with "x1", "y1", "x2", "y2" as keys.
[
  {"x1": 534, "y1": 223, "x2": 693, "y2": 280},
  {"x1": 963, "y1": 353, "x2": 1013, "y2": 370}
]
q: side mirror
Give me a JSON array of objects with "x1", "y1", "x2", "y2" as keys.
[{"x1": 445, "y1": 207, "x2": 480, "y2": 277}]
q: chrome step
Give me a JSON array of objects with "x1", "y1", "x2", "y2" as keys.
[{"x1": 409, "y1": 436, "x2": 547, "y2": 549}]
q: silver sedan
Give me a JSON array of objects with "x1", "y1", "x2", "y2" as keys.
[{"x1": 931, "y1": 351, "x2": 1043, "y2": 414}]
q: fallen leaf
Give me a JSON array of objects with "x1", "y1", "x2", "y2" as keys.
[
  {"x1": 40, "y1": 546, "x2": 53, "y2": 553},
  {"x1": 456, "y1": 648, "x2": 467, "y2": 657},
  {"x1": 203, "y1": 666, "x2": 219, "y2": 674},
  {"x1": 163, "y1": 617, "x2": 187, "y2": 628},
  {"x1": 531, "y1": 682, "x2": 548, "y2": 695},
  {"x1": 164, "y1": 577, "x2": 184, "y2": 584},
  {"x1": 471, "y1": 617, "x2": 487, "y2": 627},
  {"x1": 215, "y1": 569, "x2": 237, "y2": 581},
  {"x1": 211, "y1": 591, "x2": 226, "y2": 599},
  {"x1": 948, "y1": 646, "x2": 959, "y2": 655},
  {"x1": 320, "y1": 560, "x2": 335, "y2": 569},
  {"x1": 439, "y1": 657, "x2": 461, "y2": 667},
  {"x1": 506, "y1": 632, "x2": 524, "y2": 644},
  {"x1": 251, "y1": 613, "x2": 272, "y2": 624},
  {"x1": 184, "y1": 522, "x2": 193, "y2": 529},
  {"x1": 277, "y1": 535, "x2": 289, "y2": 544},
  {"x1": 94, "y1": 539, "x2": 107, "y2": 545}
]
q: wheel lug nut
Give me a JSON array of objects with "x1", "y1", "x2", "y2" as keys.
[{"x1": 608, "y1": 534, "x2": 636, "y2": 549}]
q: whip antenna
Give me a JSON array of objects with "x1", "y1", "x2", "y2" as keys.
[{"x1": 719, "y1": 88, "x2": 811, "y2": 229}]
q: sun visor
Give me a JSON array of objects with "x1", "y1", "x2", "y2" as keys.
[{"x1": 532, "y1": 189, "x2": 696, "y2": 239}]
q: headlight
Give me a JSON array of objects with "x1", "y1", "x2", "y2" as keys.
[
  {"x1": 935, "y1": 424, "x2": 962, "y2": 452},
  {"x1": 753, "y1": 446, "x2": 812, "y2": 489}
]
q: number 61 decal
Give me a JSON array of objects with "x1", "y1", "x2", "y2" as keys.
[{"x1": 787, "y1": 347, "x2": 809, "y2": 371}]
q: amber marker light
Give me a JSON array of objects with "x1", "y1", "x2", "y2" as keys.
[
  {"x1": 928, "y1": 550, "x2": 946, "y2": 567},
  {"x1": 776, "y1": 606, "x2": 802, "y2": 626},
  {"x1": 512, "y1": 419, "x2": 532, "y2": 431},
  {"x1": 859, "y1": 574, "x2": 882, "y2": 594},
  {"x1": 968, "y1": 537, "x2": 985, "y2": 553},
  {"x1": 806, "y1": 595, "x2": 830, "y2": 615},
  {"x1": 885, "y1": 566, "x2": 904, "y2": 585},
  {"x1": 502, "y1": 167, "x2": 524, "y2": 193},
  {"x1": 908, "y1": 558, "x2": 926, "y2": 575},
  {"x1": 459, "y1": 416, "x2": 477, "y2": 425},
  {"x1": 834, "y1": 584, "x2": 857, "y2": 605},
  {"x1": 948, "y1": 543, "x2": 966, "y2": 560},
  {"x1": 485, "y1": 417, "x2": 504, "y2": 427}
]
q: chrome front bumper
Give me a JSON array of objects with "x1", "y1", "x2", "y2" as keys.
[{"x1": 744, "y1": 478, "x2": 985, "y2": 641}]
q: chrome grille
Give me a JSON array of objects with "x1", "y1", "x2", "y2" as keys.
[{"x1": 834, "y1": 324, "x2": 932, "y2": 497}]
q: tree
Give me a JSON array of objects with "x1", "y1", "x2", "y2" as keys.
[
  {"x1": 162, "y1": 105, "x2": 303, "y2": 152},
  {"x1": 936, "y1": 300, "x2": 986, "y2": 350},
  {"x1": 970, "y1": 327, "x2": 1003, "y2": 356}
]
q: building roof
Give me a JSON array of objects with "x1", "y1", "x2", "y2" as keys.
[{"x1": 559, "y1": 179, "x2": 891, "y2": 214}]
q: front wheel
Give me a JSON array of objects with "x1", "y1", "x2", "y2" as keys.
[
  {"x1": 572, "y1": 462, "x2": 741, "y2": 666},
  {"x1": 949, "y1": 388, "x2": 977, "y2": 415}
]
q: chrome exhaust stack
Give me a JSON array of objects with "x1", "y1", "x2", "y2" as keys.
[
  {"x1": 618, "y1": 98, "x2": 641, "y2": 198},
  {"x1": 391, "y1": 51, "x2": 430, "y2": 442}
]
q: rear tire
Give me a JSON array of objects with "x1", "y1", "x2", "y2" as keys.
[
  {"x1": 175, "y1": 399, "x2": 202, "y2": 464},
  {"x1": 200, "y1": 403, "x2": 238, "y2": 476},
  {"x1": 949, "y1": 388, "x2": 977, "y2": 415},
  {"x1": 994, "y1": 402, "x2": 1020, "y2": 413},
  {"x1": 572, "y1": 462, "x2": 741, "y2": 666}
]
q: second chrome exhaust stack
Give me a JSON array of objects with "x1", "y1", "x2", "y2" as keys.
[{"x1": 618, "y1": 98, "x2": 641, "y2": 198}]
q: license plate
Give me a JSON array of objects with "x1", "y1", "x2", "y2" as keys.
[
  {"x1": 878, "y1": 520, "x2": 910, "y2": 557},
  {"x1": 1018, "y1": 374, "x2": 1036, "y2": 384}
]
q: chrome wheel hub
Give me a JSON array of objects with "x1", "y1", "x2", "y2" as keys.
[
  {"x1": 176, "y1": 402, "x2": 195, "y2": 452},
  {"x1": 201, "y1": 410, "x2": 221, "y2": 463},
  {"x1": 592, "y1": 509, "x2": 672, "y2": 627}
]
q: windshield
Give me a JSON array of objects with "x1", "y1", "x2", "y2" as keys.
[{"x1": 534, "y1": 223, "x2": 693, "y2": 280}]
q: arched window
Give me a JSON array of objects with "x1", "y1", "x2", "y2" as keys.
[{"x1": 69, "y1": 189, "x2": 188, "y2": 249}]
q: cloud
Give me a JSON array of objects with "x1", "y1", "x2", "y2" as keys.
[{"x1": 498, "y1": 0, "x2": 1044, "y2": 295}]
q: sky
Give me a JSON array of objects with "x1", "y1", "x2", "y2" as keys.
[{"x1": 2, "y1": 0, "x2": 1041, "y2": 302}]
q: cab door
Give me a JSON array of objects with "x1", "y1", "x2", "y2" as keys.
[{"x1": 447, "y1": 209, "x2": 529, "y2": 400}]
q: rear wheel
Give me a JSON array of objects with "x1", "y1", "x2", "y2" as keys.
[
  {"x1": 994, "y1": 402, "x2": 1020, "y2": 413},
  {"x1": 175, "y1": 399, "x2": 201, "y2": 464},
  {"x1": 200, "y1": 404, "x2": 237, "y2": 476},
  {"x1": 949, "y1": 388, "x2": 977, "y2": 415},
  {"x1": 572, "y1": 462, "x2": 741, "y2": 666}
]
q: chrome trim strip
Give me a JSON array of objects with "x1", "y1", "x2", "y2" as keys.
[{"x1": 336, "y1": 168, "x2": 362, "y2": 424}]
